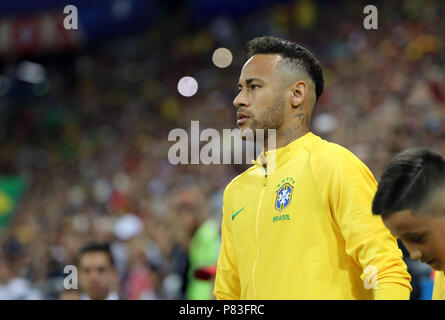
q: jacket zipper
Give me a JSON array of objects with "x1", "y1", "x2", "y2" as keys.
[
  {"x1": 263, "y1": 164, "x2": 268, "y2": 186},
  {"x1": 252, "y1": 163, "x2": 267, "y2": 299}
]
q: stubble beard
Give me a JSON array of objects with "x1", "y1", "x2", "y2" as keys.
[{"x1": 246, "y1": 96, "x2": 285, "y2": 146}]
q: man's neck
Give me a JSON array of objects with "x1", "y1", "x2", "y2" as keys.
[{"x1": 263, "y1": 126, "x2": 309, "y2": 153}]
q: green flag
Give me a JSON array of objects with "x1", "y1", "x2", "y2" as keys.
[{"x1": 0, "y1": 176, "x2": 26, "y2": 231}]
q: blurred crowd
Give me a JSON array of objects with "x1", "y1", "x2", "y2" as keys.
[{"x1": 0, "y1": 0, "x2": 444, "y2": 299}]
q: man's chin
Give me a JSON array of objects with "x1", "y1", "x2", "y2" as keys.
[
  {"x1": 88, "y1": 289, "x2": 109, "y2": 300},
  {"x1": 239, "y1": 126, "x2": 256, "y2": 142}
]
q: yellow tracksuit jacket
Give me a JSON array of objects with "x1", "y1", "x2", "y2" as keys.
[
  {"x1": 433, "y1": 271, "x2": 445, "y2": 299},
  {"x1": 214, "y1": 132, "x2": 412, "y2": 299}
]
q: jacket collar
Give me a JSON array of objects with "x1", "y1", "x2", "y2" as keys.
[{"x1": 252, "y1": 132, "x2": 315, "y2": 173}]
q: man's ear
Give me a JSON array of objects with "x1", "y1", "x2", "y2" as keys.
[{"x1": 291, "y1": 81, "x2": 308, "y2": 108}]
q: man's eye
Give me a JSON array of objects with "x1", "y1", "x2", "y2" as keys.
[
  {"x1": 410, "y1": 235, "x2": 425, "y2": 244},
  {"x1": 250, "y1": 84, "x2": 260, "y2": 90}
]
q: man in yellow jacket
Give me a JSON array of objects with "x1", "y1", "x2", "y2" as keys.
[
  {"x1": 214, "y1": 36, "x2": 412, "y2": 300},
  {"x1": 372, "y1": 147, "x2": 445, "y2": 299}
]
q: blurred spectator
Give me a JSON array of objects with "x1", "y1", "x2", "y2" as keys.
[
  {"x1": 78, "y1": 242, "x2": 120, "y2": 300},
  {"x1": 168, "y1": 185, "x2": 220, "y2": 300},
  {"x1": 0, "y1": 259, "x2": 43, "y2": 299}
]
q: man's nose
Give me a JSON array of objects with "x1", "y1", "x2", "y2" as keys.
[
  {"x1": 405, "y1": 243, "x2": 422, "y2": 261},
  {"x1": 233, "y1": 91, "x2": 249, "y2": 109}
]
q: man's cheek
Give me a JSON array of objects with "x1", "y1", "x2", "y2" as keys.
[
  {"x1": 437, "y1": 241, "x2": 445, "y2": 263},
  {"x1": 438, "y1": 225, "x2": 445, "y2": 261}
]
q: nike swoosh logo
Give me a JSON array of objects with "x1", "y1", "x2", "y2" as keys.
[{"x1": 232, "y1": 206, "x2": 247, "y2": 220}]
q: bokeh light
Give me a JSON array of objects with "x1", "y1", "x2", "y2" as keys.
[
  {"x1": 212, "y1": 47, "x2": 233, "y2": 68},
  {"x1": 16, "y1": 61, "x2": 46, "y2": 84},
  {"x1": 177, "y1": 76, "x2": 198, "y2": 97}
]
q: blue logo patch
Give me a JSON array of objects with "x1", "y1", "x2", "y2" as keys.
[{"x1": 274, "y1": 182, "x2": 294, "y2": 212}]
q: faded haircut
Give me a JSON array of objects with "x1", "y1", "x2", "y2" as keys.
[
  {"x1": 246, "y1": 36, "x2": 324, "y2": 101},
  {"x1": 372, "y1": 147, "x2": 445, "y2": 218}
]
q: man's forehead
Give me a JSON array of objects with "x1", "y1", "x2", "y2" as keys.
[
  {"x1": 384, "y1": 209, "x2": 426, "y2": 234},
  {"x1": 80, "y1": 252, "x2": 110, "y2": 264},
  {"x1": 239, "y1": 54, "x2": 282, "y2": 80}
]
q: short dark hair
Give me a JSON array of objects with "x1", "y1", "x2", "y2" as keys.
[
  {"x1": 78, "y1": 242, "x2": 115, "y2": 267},
  {"x1": 372, "y1": 147, "x2": 445, "y2": 218},
  {"x1": 246, "y1": 36, "x2": 324, "y2": 101}
]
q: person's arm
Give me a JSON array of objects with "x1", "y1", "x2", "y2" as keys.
[
  {"x1": 318, "y1": 148, "x2": 412, "y2": 300},
  {"x1": 213, "y1": 194, "x2": 241, "y2": 300}
]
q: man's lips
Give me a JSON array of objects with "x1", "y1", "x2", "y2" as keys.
[{"x1": 237, "y1": 112, "x2": 250, "y2": 125}]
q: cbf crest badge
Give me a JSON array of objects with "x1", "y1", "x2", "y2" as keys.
[{"x1": 274, "y1": 177, "x2": 295, "y2": 212}]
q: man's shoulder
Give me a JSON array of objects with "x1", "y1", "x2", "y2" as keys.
[
  {"x1": 304, "y1": 134, "x2": 369, "y2": 171},
  {"x1": 305, "y1": 137, "x2": 361, "y2": 162}
]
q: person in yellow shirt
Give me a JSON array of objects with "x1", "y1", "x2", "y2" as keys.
[
  {"x1": 372, "y1": 147, "x2": 445, "y2": 299},
  {"x1": 214, "y1": 36, "x2": 412, "y2": 300}
]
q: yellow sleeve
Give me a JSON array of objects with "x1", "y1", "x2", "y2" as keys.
[
  {"x1": 213, "y1": 193, "x2": 241, "y2": 300},
  {"x1": 322, "y1": 147, "x2": 412, "y2": 300},
  {"x1": 432, "y1": 271, "x2": 445, "y2": 300}
]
